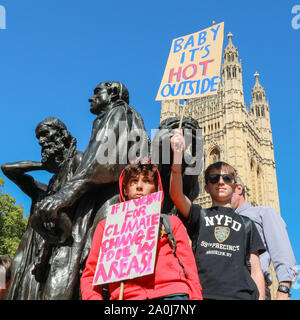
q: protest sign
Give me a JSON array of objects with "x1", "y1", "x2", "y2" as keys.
[
  {"x1": 93, "y1": 191, "x2": 163, "y2": 285},
  {"x1": 156, "y1": 22, "x2": 224, "y2": 101}
]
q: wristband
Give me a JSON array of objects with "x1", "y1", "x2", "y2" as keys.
[{"x1": 171, "y1": 170, "x2": 182, "y2": 175}]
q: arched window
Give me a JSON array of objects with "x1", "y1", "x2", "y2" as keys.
[
  {"x1": 232, "y1": 67, "x2": 236, "y2": 78},
  {"x1": 256, "y1": 106, "x2": 260, "y2": 117},
  {"x1": 209, "y1": 148, "x2": 220, "y2": 164},
  {"x1": 227, "y1": 67, "x2": 231, "y2": 79}
]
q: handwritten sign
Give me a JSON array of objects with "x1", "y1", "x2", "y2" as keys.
[
  {"x1": 156, "y1": 22, "x2": 224, "y2": 101},
  {"x1": 93, "y1": 191, "x2": 163, "y2": 285}
]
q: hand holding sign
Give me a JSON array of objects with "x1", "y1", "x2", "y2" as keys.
[{"x1": 171, "y1": 129, "x2": 185, "y2": 153}]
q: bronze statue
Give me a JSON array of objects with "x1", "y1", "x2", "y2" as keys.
[
  {"x1": 1, "y1": 117, "x2": 83, "y2": 299},
  {"x1": 2, "y1": 81, "x2": 202, "y2": 300},
  {"x1": 34, "y1": 81, "x2": 150, "y2": 227},
  {"x1": 2, "y1": 81, "x2": 150, "y2": 299}
]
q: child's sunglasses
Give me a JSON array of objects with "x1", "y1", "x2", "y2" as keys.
[{"x1": 208, "y1": 174, "x2": 234, "y2": 184}]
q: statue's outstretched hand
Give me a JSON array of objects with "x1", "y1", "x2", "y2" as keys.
[{"x1": 32, "y1": 196, "x2": 73, "y2": 246}]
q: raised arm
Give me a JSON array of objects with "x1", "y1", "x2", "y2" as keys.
[
  {"x1": 1, "y1": 161, "x2": 47, "y2": 201},
  {"x1": 169, "y1": 129, "x2": 191, "y2": 218}
]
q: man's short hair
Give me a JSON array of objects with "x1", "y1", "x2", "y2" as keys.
[
  {"x1": 122, "y1": 159, "x2": 158, "y2": 192},
  {"x1": 236, "y1": 176, "x2": 246, "y2": 198},
  {"x1": 204, "y1": 161, "x2": 237, "y2": 185}
]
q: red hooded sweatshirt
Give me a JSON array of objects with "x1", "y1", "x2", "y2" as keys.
[{"x1": 80, "y1": 168, "x2": 202, "y2": 300}]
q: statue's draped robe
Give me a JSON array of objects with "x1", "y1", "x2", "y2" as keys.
[{"x1": 5, "y1": 100, "x2": 149, "y2": 300}]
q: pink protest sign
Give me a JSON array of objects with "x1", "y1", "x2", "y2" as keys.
[{"x1": 93, "y1": 191, "x2": 163, "y2": 285}]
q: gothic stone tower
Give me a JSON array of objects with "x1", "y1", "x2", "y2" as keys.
[
  {"x1": 160, "y1": 32, "x2": 280, "y2": 297},
  {"x1": 160, "y1": 32, "x2": 280, "y2": 212}
]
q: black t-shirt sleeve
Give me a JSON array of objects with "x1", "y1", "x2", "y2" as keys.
[
  {"x1": 180, "y1": 203, "x2": 201, "y2": 241},
  {"x1": 250, "y1": 221, "x2": 266, "y2": 255}
]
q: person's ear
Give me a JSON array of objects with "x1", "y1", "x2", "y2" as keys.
[
  {"x1": 235, "y1": 184, "x2": 243, "y2": 195},
  {"x1": 204, "y1": 184, "x2": 209, "y2": 194}
]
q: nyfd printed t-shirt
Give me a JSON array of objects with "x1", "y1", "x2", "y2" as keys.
[{"x1": 186, "y1": 205, "x2": 265, "y2": 300}]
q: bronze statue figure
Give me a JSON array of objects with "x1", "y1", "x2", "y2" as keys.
[
  {"x1": 34, "y1": 81, "x2": 150, "y2": 227},
  {"x1": 2, "y1": 81, "x2": 202, "y2": 300},
  {"x1": 2, "y1": 81, "x2": 151, "y2": 299},
  {"x1": 1, "y1": 117, "x2": 83, "y2": 299}
]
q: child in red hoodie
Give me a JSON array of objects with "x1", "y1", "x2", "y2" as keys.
[{"x1": 80, "y1": 160, "x2": 202, "y2": 300}]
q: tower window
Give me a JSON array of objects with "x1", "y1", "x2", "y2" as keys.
[
  {"x1": 227, "y1": 67, "x2": 231, "y2": 79},
  {"x1": 256, "y1": 106, "x2": 260, "y2": 117},
  {"x1": 232, "y1": 67, "x2": 236, "y2": 78},
  {"x1": 209, "y1": 148, "x2": 220, "y2": 164}
]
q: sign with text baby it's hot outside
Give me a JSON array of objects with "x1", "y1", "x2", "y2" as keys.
[
  {"x1": 93, "y1": 191, "x2": 163, "y2": 285},
  {"x1": 156, "y1": 22, "x2": 224, "y2": 101}
]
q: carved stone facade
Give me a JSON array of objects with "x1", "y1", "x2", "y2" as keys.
[{"x1": 160, "y1": 32, "x2": 280, "y2": 298}]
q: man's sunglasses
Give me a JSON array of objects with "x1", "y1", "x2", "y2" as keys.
[{"x1": 208, "y1": 174, "x2": 234, "y2": 184}]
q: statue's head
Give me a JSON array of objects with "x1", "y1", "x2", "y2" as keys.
[
  {"x1": 35, "y1": 117, "x2": 74, "y2": 173},
  {"x1": 89, "y1": 81, "x2": 129, "y2": 115}
]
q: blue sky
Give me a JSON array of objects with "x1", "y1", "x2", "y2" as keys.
[{"x1": 0, "y1": 0, "x2": 299, "y2": 299}]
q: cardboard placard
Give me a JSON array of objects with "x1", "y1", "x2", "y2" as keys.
[
  {"x1": 156, "y1": 22, "x2": 224, "y2": 101},
  {"x1": 93, "y1": 191, "x2": 163, "y2": 285}
]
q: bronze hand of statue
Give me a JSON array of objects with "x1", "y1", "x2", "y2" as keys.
[
  {"x1": 32, "y1": 195, "x2": 73, "y2": 246},
  {"x1": 36, "y1": 194, "x2": 64, "y2": 222}
]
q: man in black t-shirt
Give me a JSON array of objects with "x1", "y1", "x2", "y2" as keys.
[{"x1": 169, "y1": 129, "x2": 265, "y2": 300}]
